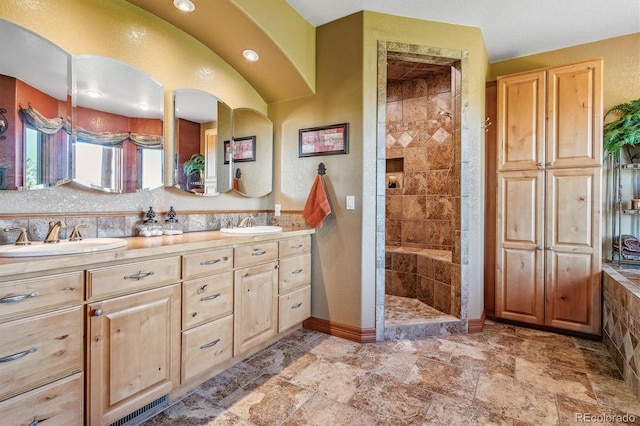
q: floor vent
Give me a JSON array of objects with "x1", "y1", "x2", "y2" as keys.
[{"x1": 108, "y1": 394, "x2": 168, "y2": 426}]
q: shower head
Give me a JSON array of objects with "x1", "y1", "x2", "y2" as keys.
[{"x1": 438, "y1": 111, "x2": 452, "y2": 119}]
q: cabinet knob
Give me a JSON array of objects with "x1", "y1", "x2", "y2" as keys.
[
  {"x1": 537, "y1": 162, "x2": 544, "y2": 168},
  {"x1": 537, "y1": 246, "x2": 543, "y2": 251},
  {"x1": 93, "y1": 308, "x2": 103, "y2": 317},
  {"x1": 547, "y1": 247, "x2": 553, "y2": 251},
  {"x1": 547, "y1": 161, "x2": 554, "y2": 167}
]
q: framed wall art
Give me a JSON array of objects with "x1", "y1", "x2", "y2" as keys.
[
  {"x1": 298, "y1": 122, "x2": 349, "y2": 157},
  {"x1": 224, "y1": 136, "x2": 256, "y2": 164}
]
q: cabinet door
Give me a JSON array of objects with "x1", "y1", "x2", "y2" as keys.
[
  {"x1": 87, "y1": 284, "x2": 181, "y2": 426},
  {"x1": 495, "y1": 170, "x2": 545, "y2": 325},
  {"x1": 546, "y1": 59, "x2": 602, "y2": 168},
  {"x1": 234, "y1": 262, "x2": 278, "y2": 356},
  {"x1": 497, "y1": 70, "x2": 546, "y2": 171},
  {"x1": 545, "y1": 168, "x2": 601, "y2": 334}
]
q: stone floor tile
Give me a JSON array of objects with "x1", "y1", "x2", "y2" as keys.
[
  {"x1": 219, "y1": 374, "x2": 314, "y2": 426},
  {"x1": 349, "y1": 373, "x2": 433, "y2": 425},
  {"x1": 589, "y1": 373, "x2": 640, "y2": 416},
  {"x1": 475, "y1": 374, "x2": 559, "y2": 425},
  {"x1": 195, "y1": 362, "x2": 263, "y2": 403},
  {"x1": 282, "y1": 393, "x2": 376, "y2": 426},
  {"x1": 515, "y1": 357, "x2": 597, "y2": 403},
  {"x1": 404, "y1": 357, "x2": 480, "y2": 402},
  {"x1": 142, "y1": 393, "x2": 254, "y2": 426},
  {"x1": 288, "y1": 359, "x2": 370, "y2": 403},
  {"x1": 556, "y1": 394, "x2": 640, "y2": 426},
  {"x1": 423, "y1": 393, "x2": 523, "y2": 426}
]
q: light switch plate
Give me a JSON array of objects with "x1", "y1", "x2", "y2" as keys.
[
  {"x1": 275, "y1": 204, "x2": 281, "y2": 216},
  {"x1": 346, "y1": 196, "x2": 355, "y2": 210}
]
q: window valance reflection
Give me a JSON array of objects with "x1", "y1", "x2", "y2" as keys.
[
  {"x1": 76, "y1": 127, "x2": 163, "y2": 149},
  {"x1": 19, "y1": 104, "x2": 70, "y2": 135}
]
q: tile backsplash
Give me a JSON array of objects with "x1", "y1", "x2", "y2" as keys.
[{"x1": 0, "y1": 211, "x2": 307, "y2": 244}]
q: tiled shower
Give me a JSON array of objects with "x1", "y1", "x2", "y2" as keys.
[{"x1": 384, "y1": 59, "x2": 462, "y2": 319}]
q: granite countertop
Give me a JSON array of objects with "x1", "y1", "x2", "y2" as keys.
[{"x1": 0, "y1": 227, "x2": 314, "y2": 279}]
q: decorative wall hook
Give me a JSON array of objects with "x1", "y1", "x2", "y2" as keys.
[
  {"x1": 0, "y1": 108, "x2": 8, "y2": 140},
  {"x1": 317, "y1": 162, "x2": 326, "y2": 176},
  {"x1": 482, "y1": 117, "x2": 492, "y2": 133}
]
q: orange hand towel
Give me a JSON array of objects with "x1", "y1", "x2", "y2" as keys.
[{"x1": 303, "y1": 175, "x2": 331, "y2": 228}]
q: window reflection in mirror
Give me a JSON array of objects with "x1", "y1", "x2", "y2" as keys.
[
  {"x1": 231, "y1": 108, "x2": 273, "y2": 198},
  {"x1": 0, "y1": 19, "x2": 71, "y2": 190},
  {"x1": 72, "y1": 55, "x2": 164, "y2": 193},
  {"x1": 173, "y1": 89, "x2": 232, "y2": 196}
]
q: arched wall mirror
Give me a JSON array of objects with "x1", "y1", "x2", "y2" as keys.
[
  {"x1": 173, "y1": 89, "x2": 232, "y2": 196},
  {"x1": 73, "y1": 55, "x2": 164, "y2": 193},
  {"x1": 0, "y1": 19, "x2": 72, "y2": 190},
  {"x1": 230, "y1": 108, "x2": 273, "y2": 197}
]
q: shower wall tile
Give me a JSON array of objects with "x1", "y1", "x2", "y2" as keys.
[
  {"x1": 402, "y1": 78, "x2": 428, "y2": 98},
  {"x1": 402, "y1": 196, "x2": 426, "y2": 219},
  {"x1": 386, "y1": 196, "x2": 403, "y2": 219},
  {"x1": 403, "y1": 172, "x2": 427, "y2": 194},
  {"x1": 386, "y1": 101, "x2": 403, "y2": 123}
]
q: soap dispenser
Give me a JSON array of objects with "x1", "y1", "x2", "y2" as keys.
[
  {"x1": 163, "y1": 206, "x2": 183, "y2": 235},
  {"x1": 136, "y1": 207, "x2": 163, "y2": 237}
]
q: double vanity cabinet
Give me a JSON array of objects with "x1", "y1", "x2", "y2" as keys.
[{"x1": 0, "y1": 228, "x2": 313, "y2": 425}]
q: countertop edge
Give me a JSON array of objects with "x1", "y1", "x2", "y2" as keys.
[{"x1": 0, "y1": 228, "x2": 315, "y2": 279}]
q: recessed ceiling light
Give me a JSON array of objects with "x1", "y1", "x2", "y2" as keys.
[
  {"x1": 173, "y1": 0, "x2": 195, "y2": 12},
  {"x1": 139, "y1": 104, "x2": 150, "y2": 111},
  {"x1": 242, "y1": 49, "x2": 259, "y2": 62},
  {"x1": 85, "y1": 90, "x2": 102, "y2": 98}
]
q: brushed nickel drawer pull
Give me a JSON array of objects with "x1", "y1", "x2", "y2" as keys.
[
  {"x1": 200, "y1": 293, "x2": 221, "y2": 302},
  {"x1": 291, "y1": 269, "x2": 303, "y2": 275},
  {"x1": 201, "y1": 257, "x2": 228, "y2": 265},
  {"x1": 291, "y1": 303, "x2": 303, "y2": 309},
  {"x1": 200, "y1": 338, "x2": 220, "y2": 349},
  {"x1": 0, "y1": 292, "x2": 38, "y2": 303},
  {"x1": 0, "y1": 346, "x2": 37, "y2": 363},
  {"x1": 291, "y1": 244, "x2": 303, "y2": 249},
  {"x1": 251, "y1": 250, "x2": 266, "y2": 256},
  {"x1": 124, "y1": 271, "x2": 155, "y2": 280}
]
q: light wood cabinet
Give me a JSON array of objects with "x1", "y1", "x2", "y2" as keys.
[
  {"x1": 0, "y1": 228, "x2": 314, "y2": 425},
  {"x1": 495, "y1": 58, "x2": 602, "y2": 336},
  {"x1": 234, "y1": 261, "x2": 279, "y2": 355},
  {"x1": 87, "y1": 284, "x2": 181, "y2": 426},
  {"x1": 0, "y1": 372, "x2": 84, "y2": 426}
]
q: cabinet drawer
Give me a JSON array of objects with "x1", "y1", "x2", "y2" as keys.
[
  {"x1": 0, "y1": 307, "x2": 82, "y2": 401},
  {"x1": 279, "y1": 253, "x2": 311, "y2": 294},
  {"x1": 235, "y1": 242, "x2": 278, "y2": 268},
  {"x1": 0, "y1": 372, "x2": 83, "y2": 425},
  {"x1": 181, "y1": 315, "x2": 233, "y2": 383},
  {"x1": 182, "y1": 271, "x2": 233, "y2": 329},
  {"x1": 279, "y1": 236, "x2": 311, "y2": 258},
  {"x1": 87, "y1": 256, "x2": 181, "y2": 299},
  {"x1": 279, "y1": 285, "x2": 311, "y2": 332},
  {"x1": 182, "y1": 248, "x2": 233, "y2": 280},
  {"x1": 0, "y1": 271, "x2": 83, "y2": 322}
]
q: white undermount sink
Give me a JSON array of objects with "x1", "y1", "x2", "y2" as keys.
[
  {"x1": 220, "y1": 225, "x2": 283, "y2": 235},
  {"x1": 0, "y1": 238, "x2": 128, "y2": 257}
]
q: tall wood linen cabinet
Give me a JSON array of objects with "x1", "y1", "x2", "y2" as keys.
[{"x1": 495, "y1": 58, "x2": 603, "y2": 335}]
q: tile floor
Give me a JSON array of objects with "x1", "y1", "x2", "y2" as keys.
[{"x1": 142, "y1": 317, "x2": 640, "y2": 425}]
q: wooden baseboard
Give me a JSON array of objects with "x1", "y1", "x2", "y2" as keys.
[
  {"x1": 303, "y1": 317, "x2": 376, "y2": 343},
  {"x1": 468, "y1": 310, "x2": 486, "y2": 333}
]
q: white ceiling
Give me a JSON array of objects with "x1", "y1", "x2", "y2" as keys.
[{"x1": 285, "y1": 0, "x2": 640, "y2": 62}]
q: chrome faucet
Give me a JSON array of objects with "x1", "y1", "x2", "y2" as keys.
[
  {"x1": 44, "y1": 220, "x2": 66, "y2": 244},
  {"x1": 237, "y1": 214, "x2": 254, "y2": 228}
]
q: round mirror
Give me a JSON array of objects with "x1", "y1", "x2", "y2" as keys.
[
  {"x1": 230, "y1": 108, "x2": 273, "y2": 197},
  {"x1": 0, "y1": 19, "x2": 71, "y2": 190},
  {"x1": 173, "y1": 89, "x2": 232, "y2": 195},
  {"x1": 72, "y1": 55, "x2": 164, "y2": 193}
]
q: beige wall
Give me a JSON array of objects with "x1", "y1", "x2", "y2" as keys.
[
  {"x1": 271, "y1": 11, "x2": 490, "y2": 329},
  {"x1": 0, "y1": 0, "x2": 270, "y2": 214}
]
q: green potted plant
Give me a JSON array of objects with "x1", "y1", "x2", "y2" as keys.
[
  {"x1": 603, "y1": 98, "x2": 640, "y2": 162},
  {"x1": 183, "y1": 153, "x2": 204, "y2": 177},
  {"x1": 182, "y1": 153, "x2": 204, "y2": 189}
]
